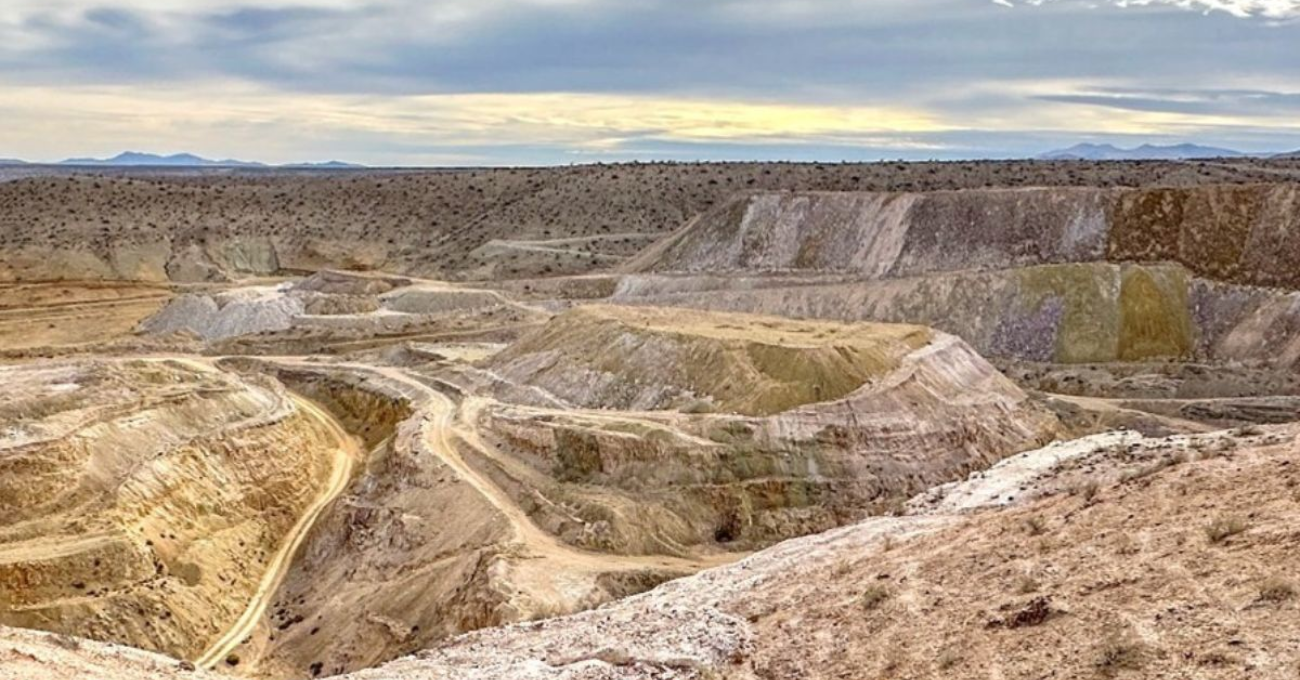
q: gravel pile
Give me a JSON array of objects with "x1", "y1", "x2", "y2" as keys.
[{"x1": 140, "y1": 285, "x2": 305, "y2": 341}]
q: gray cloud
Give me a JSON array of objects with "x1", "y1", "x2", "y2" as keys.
[
  {"x1": 0, "y1": 0, "x2": 1298, "y2": 163},
  {"x1": 4, "y1": 0, "x2": 1294, "y2": 96},
  {"x1": 1036, "y1": 89, "x2": 1300, "y2": 117},
  {"x1": 996, "y1": 0, "x2": 1300, "y2": 20}
]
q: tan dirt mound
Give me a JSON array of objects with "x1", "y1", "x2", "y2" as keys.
[{"x1": 488, "y1": 305, "x2": 933, "y2": 416}]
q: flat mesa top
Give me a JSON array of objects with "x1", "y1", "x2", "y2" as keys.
[{"x1": 567, "y1": 304, "x2": 934, "y2": 350}]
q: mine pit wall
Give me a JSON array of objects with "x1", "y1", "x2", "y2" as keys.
[
  {"x1": 0, "y1": 538, "x2": 156, "y2": 610},
  {"x1": 608, "y1": 185, "x2": 1300, "y2": 367},
  {"x1": 630, "y1": 185, "x2": 1300, "y2": 291},
  {"x1": 613, "y1": 262, "x2": 1300, "y2": 369},
  {"x1": 478, "y1": 411, "x2": 940, "y2": 553},
  {"x1": 0, "y1": 375, "x2": 336, "y2": 662},
  {"x1": 473, "y1": 412, "x2": 734, "y2": 554},
  {"x1": 257, "y1": 368, "x2": 414, "y2": 450},
  {"x1": 213, "y1": 364, "x2": 516, "y2": 680}
]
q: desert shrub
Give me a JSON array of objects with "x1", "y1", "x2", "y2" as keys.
[
  {"x1": 679, "y1": 399, "x2": 716, "y2": 414},
  {"x1": 1015, "y1": 574, "x2": 1041, "y2": 594},
  {"x1": 1113, "y1": 533, "x2": 1140, "y2": 556},
  {"x1": 860, "y1": 585, "x2": 890, "y2": 610},
  {"x1": 936, "y1": 648, "x2": 963, "y2": 670},
  {"x1": 1094, "y1": 637, "x2": 1146, "y2": 676},
  {"x1": 1204, "y1": 515, "x2": 1249, "y2": 544},
  {"x1": 1233, "y1": 424, "x2": 1264, "y2": 437},
  {"x1": 1073, "y1": 479, "x2": 1101, "y2": 503},
  {"x1": 49, "y1": 634, "x2": 81, "y2": 651},
  {"x1": 1209, "y1": 438, "x2": 1238, "y2": 458},
  {"x1": 1259, "y1": 576, "x2": 1295, "y2": 603}
]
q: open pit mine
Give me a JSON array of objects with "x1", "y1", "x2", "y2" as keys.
[{"x1": 2, "y1": 160, "x2": 1300, "y2": 680}]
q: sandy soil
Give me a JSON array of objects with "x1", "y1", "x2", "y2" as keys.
[{"x1": 0, "y1": 282, "x2": 170, "y2": 350}]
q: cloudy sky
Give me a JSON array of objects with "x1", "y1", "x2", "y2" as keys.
[{"x1": 1, "y1": 0, "x2": 1298, "y2": 165}]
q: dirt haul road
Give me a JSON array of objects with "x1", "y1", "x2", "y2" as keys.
[
  {"x1": 149, "y1": 357, "x2": 364, "y2": 670},
  {"x1": 192, "y1": 393, "x2": 358, "y2": 669},
  {"x1": 277, "y1": 360, "x2": 742, "y2": 576}
]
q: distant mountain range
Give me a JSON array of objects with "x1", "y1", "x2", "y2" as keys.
[
  {"x1": 0, "y1": 152, "x2": 364, "y2": 169},
  {"x1": 1036, "y1": 143, "x2": 1300, "y2": 161},
  {"x1": 5, "y1": 147, "x2": 1299, "y2": 167},
  {"x1": 60, "y1": 152, "x2": 260, "y2": 167},
  {"x1": 1036, "y1": 143, "x2": 1255, "y2": 161}
]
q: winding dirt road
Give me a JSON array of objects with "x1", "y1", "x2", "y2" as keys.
[
  {"x1": 192, "y1": 393, "x2": 359, "y2": 670},
  {"x1": 302, "y1": 361, "x2": 740, "y2": 574}
]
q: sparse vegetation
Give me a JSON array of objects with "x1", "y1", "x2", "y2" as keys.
[
  {"x1": 1258, "y1": 576, "x2": 1295, "y2": 603},
  {"x1": 859, "y1": 585, "x2": 891, "y2": 610},
  {"x1": 1094, "y1": 636, "x2": 1146, "y2": 676},
  {"x1": 1204, "y1": 515, "x2": 1249, "y2": 544},
  {"x1": 1015, "y1": 574, "x2": 1041, "y2": 594},
  {"x1": 1023, "y1": 515, "x2": 1048, "y2": 536},
  {"x1": 1122, "y1": 452, "x2": 1186, "y2": 483},
  {"x1": 1210, "y1": 438, "x2": 1239, "y2": 458},
  {"x1": 935, "y1": 647, "x2": 963, "y2": 671},
  {"x1": 49, "y1": 634, "x2": 82, "y2": 651},
  {"x1": 1074, "y1": 479, "x2": 1101, "y2": 503},
  {"x1": 679, "y1": 399, "x2": 716, "y2": 414},
  {"x1": 1113, "y1": 532, "x2": 1140, "y2": 556}
]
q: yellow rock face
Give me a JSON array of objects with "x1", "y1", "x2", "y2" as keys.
[{"x1": 1118, "y1": 266, "x2": 1193, "y2": 362}]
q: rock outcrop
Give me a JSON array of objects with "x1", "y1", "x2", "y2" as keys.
[{"x1": 613, "y1": 262, "x2": 1300, "y2": 369}]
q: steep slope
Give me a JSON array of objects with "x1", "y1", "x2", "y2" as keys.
[
  {"x1": 0, "y1": 359, "x2": 354, "y2": 662},
  {"x1": 613, "y1": 185, "x2": 1300, "y2": 368},
  {"x1": 199, "y1": 360, "x2": 743, "y2": 679},
  {"x1": 614, "y1": 262, "x2": 1300, "y2": 370},
  {"x1": 627, "y1": 185, "x2": 1300, "y2": 290},
  {"x1": 348, "y1": 425, "x2": 1300, "y2": 680}
]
